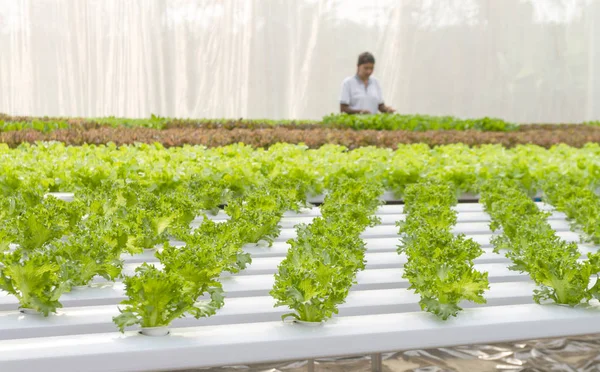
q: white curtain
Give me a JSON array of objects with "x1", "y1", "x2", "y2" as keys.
[{"x1": 1, "y1": 0, "x2": 599, "y2": 123}]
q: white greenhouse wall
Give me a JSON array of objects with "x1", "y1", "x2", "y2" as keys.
[{"x1": 1, "y1": 0, "x2": 599, "y2": 122}]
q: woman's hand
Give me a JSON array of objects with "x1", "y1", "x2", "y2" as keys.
[
  {"x1": 341, "y1": 104, "x2": 371, "y2": 115},
  {"x1": 378, "y1": 104, "x2": 395, "y2": 114}
]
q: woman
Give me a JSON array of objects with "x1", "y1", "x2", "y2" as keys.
[{"x1": 339, "y1": 52, "x2": 395, "y2": 114}]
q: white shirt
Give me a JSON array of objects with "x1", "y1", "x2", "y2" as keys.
[{"x1": 339, "y1": 75, "x2": 384, "y2": 114}]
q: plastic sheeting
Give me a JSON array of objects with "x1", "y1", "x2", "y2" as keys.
[
  {"x1": 1, "y1": 0, "x2": 600, "y2": 122},
  {"x1": 190, "y1": 333, "x2": 600, "y2": 372}
]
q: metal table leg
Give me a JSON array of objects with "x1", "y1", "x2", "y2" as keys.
[{"x1": 371, "y1": 353, "x2": 382, "y2": 372}]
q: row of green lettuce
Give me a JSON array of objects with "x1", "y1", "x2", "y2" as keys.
[
  {"x1": 481, "y1": 181, "x2": 600, "y2": 305},
  {"x1": 0, "y1": 112, "x2": 520, "y2": 132},
  {"x1": 1, "y1": 142, "x2": 600, "y2": 197},
  {"x1": 398, "y1": 181, "x2": 488, "y2": 319},
  {"x1": 271, "y1": 178, "x2": 383, "y2": 322}
]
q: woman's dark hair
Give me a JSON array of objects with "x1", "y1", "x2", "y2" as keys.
[{"x1": 357, "y1": 52, "x2": 375, "y2": 66}]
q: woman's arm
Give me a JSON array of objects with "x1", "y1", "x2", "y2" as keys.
[
  {"x1": 375, "y1": 80, "x2": 394, "y2": 113},
  {"x1": 341, "y1": 104, "x2": 369, "y2": 114}
]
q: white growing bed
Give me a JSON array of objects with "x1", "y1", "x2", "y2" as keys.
[{"x1": 0, "y1": 200, "x2": 598, "y2": 372}]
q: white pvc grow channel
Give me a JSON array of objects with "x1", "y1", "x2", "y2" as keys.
[
  {"x1": 0, "y1": 201, "x2": 597, "y2": 372},
  {"x1": 46, "y1": 190, "x2": 541, "y2": 205}
]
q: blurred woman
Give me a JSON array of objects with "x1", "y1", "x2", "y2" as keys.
[{"x1": 339, "y1": 52, "x2": 395, "y2": 114}]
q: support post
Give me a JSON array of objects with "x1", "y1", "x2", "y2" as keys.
[{"x1": 371, "y1": 353, "x2": 382, "y2": 372}]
